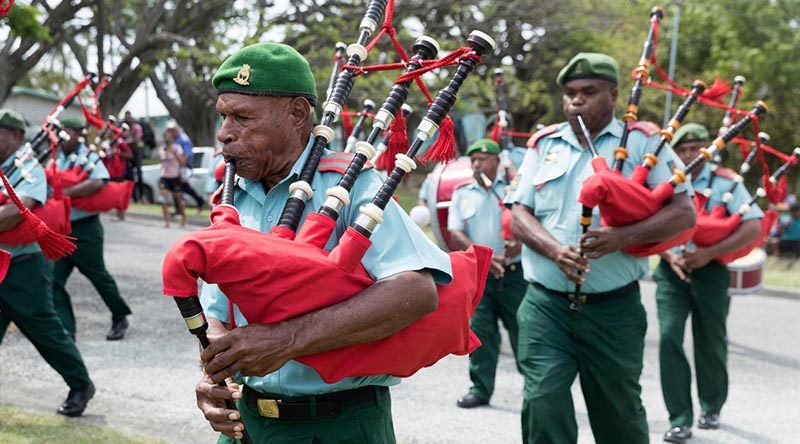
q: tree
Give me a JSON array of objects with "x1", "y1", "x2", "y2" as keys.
[{"x1": 0, "y1": 0, "x2": 90, "y2": 103}]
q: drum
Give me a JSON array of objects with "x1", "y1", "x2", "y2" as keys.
[
  {"x1": 727, "y1": 247, "x2": 766, "y2": 295},
  {"x1": 426, "y1": 157, "x2": 473, "y2": 251}
]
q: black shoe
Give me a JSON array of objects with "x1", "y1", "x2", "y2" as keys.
[
  {"x1": 664, "y1": 426, "x2": 692, "y2": 443},
  {"x1": 57, "y1": 383, "x2": 95, "y2": 417},
  {"x1": 106, "y1": 318, "x2": 129, "y2": 341},
  {"x1": 456, "y1": 393, "x2": 489, "y2": 409},
  {"x1": 698, "y1": 412, "x2": 720, "y2": 429}
]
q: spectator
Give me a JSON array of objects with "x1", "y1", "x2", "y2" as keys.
[
  {"x1": 123, "y1": 111, "x2": 145, "y2": 202},
  {"x1": 778, "y1": 204, "x2": 800, "y2": 258},
  {"x1": 169, "y1": 124, "x2": 206, "y2": 210},
  {"x1": 159, "y1": 128, "x2": 186, "y2": 228}
]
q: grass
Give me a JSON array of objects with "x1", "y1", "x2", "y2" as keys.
[
  {"x1": 648, "y1": 252, "x2": 799, "y2": 289},
  {"x1": 763, "y1": 256, "x2": 800, "y2": 288},
  {"x1": 0, "y1": 404, "x2": 166, "y2": 444}
]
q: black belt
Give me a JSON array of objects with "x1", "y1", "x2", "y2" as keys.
[
  {"x1": 534, "y1": 281, "x2": 639, "y2": 305},
  {"x1": 9, "y1": 253, "x2": 38, "y2": 264},
  {"x1": 243, "y1": 385, "x2": 388, "y2": 420},
  {"x1": 505, "y1": 262, "x2": 521, "y2": 272},
  {"x1": 72, "y1": 214, "x2": 99, "y2": 225}
]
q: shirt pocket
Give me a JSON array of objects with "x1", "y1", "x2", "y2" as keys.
[{"x1": 531, "y1": 148, "x2": 570, "y2": 216}]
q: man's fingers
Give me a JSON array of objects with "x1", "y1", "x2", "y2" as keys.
[{"x1": 200, "y1": 335, "x2": 231, "y2": 363}]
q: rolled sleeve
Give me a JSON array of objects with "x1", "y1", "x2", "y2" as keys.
[
  {"x1": 447, "y1": 188, "x2": 466, "y2": 232},
  {"x1": 506, "y1": 147, "x2": 538, "y2": 208},
  {"x1": 347, "y1": 169, "x2": 452, "y2": 285},
  {"x1": 731, "y1": 185, "x2": 764, "y2": 221}
]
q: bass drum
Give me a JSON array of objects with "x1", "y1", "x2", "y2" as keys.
[
  {"x1": 727, "y1": 247, "x2": 766, "y2": 295},
  {"x1": 425, "y1": 157, "x2": 473, "y2": 251}
]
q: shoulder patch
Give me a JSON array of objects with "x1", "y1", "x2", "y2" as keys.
[
  {"x1": 318, "y1": 152, "x2": 373, "y2": 174},
  {"x1": 712, "y1": 166, "x2": 737, "y2": 181},
  {"x1": 526, "y1": 124, "x2": 559, "y2": 149},
  {"x1": 627, "y1": 120, "x2": 661, "y2": 137}
]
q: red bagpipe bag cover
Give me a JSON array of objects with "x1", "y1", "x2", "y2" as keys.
[
  {"x1": 578, "y1": 157, "x2": 695, "y2": 257},
  {"x1": 0, "y1": 248, "x2": 9, "y2": 282},
  {"x1": 0, "y1": 192, "x2": 72, "y2": 247},
  {"x1": 56, "y1": 168, "x2": 134, "y2": 213},
  {"x1": 162, "y1": 205, "x2": 492, "y2": 383},
  {"x1": 691, "y1": 192, "x2": 777, "y2": 265}
]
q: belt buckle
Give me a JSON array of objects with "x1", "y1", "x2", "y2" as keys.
[
  {"x1": 257, "y1": 399, "x2": 281, "y2": 418},
  {"x1": 567, "y1": 293, "x2": 587, "y2": 304}
]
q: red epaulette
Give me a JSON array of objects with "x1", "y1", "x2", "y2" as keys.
[
  {"x1": 213, "y1": 149, "x2": 222, "y2": 157},
  {"x1": 526, "y1": 124, "x2": 559, "y2": 149},
  {"x1": 318, "y1": 152, "x2": 373, "y2": 174},
  {"x1": 712, "y1": 166, "x2": 738, "y2": 181},
  {"x1": 627, "y1": 120, "x2": 661, "y2": 137}
]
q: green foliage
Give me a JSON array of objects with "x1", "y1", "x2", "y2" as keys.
[{"x1": 2, "y1": 2, "x2": 51, "y2": 42}]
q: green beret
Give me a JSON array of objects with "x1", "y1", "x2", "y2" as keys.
[
  {"x1": 466, "y1": 138, "x2": 501, "y2": 156},
  {"x1": 672, "y1": 123, "x2": 710, "y2": 146},
  {"x1": 557, "y1": 52, "x2": 620, "y2": 86},
  {"x1": 212, "y1": 43, "x2": 317, "y2": 106},
  {"x1": 0, "y1": 108, "x2": 27, "y2": 132},
  {"x1": 60, "y1": 115, "x2": 85, "y2": 130}
]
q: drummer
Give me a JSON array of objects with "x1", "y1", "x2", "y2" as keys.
[
  {"x1": 448, "y1": 138, "x2": 524, "y2": 409},
  {"x1": 655, "y1": 123, "x2": 763, "y2": 443}
]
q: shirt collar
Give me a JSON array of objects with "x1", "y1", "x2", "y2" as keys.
[
  {"x1": 690, "y1": 162, "x2": 712, "y2": 186},
  {"x1": 552, "y1": 118, "x2": 623, "y2": 151}
]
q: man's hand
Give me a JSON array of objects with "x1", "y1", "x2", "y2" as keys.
[
  {"x1": 490, "y1": 255, "x2": 505, "y2": 279},
  {"x1": 504, "y1": 240, "x2": 522, "y2": 259},
  {"x1": 684, "y1": 247, "x2": 716, "y2": 270},
  {"x1": 554, "y1": 244, "x2": 589, "y2": 284},
  {"x1": 663, "y1": 251, "x2": 691, "y2": 283},
  {"x1": 580, "y1": 226, "x2": 629, "y2": 259},
  {"x1": 201, "y1": 323, "x2": 293, "y2": 384},
  {"x1": 195, "y1": 373, "x2": 244, "y2": 440}
]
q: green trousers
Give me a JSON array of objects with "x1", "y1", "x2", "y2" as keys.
[
  {"x1": 468, "y1": 265, "x2": 526, "y2": 401},
  {"x1": 218, "y1": 386, "x2": 396, "y2": 444},
  {"x1": 53, "y1": 215, "x2": 131, "y2": 335},
  {"x1": 517, "y1": 282, "x2": 648, "y2": 444},
  {"x1": 654, "y1": 260, "x2": 730, "y2": 428},
  {"x1": 0, "y1": 253, "x2": 92, "y2": 389}
]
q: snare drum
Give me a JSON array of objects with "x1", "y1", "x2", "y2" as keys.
[
  {"x1": 727, "y1": 248, "x2": 766, "y2": 295},
  {"x1": 425, "y1": 157, "x2": 473, "y2": 251}
]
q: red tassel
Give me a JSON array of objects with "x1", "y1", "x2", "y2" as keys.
[
  {"x1": 0, "y1": 170, "x2": 76, "y2": 260},
  {"x1": 421, "y1": 115, "x2": 457, "y2": 163},
  {"x1": 701, "y1": 78, "x2": 732, "y2": 103},
  {"x1": 381, "y1": 111, "x2": 410, "y2": 171},
  {"x1": 341, "y1": 107, "x2": 354, "y2": 142},
  {"x1": 488, "y1": 122, "x2": 502, "y2": 143}
]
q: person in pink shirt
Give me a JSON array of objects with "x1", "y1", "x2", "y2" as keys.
[{"x1": 159, "y1": 127, "x2": 186, "y2": 227}]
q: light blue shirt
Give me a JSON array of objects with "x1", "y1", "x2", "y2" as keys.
[
  {"x1": 200, "y1": 135, "x2": 452, "y2": 396},
  {"x1": 692, "y1": 163, "x2": 763, "y2": 222},
  {"x1": 505, "y1": 146, "x2": 527, "y2": 170},
  {"x1": 448, "y1": 177, "x2": 520, "y2": 263},
  {"x1": 507, "y1": 118, "x2": 689, "y2": 293},
  {"x1": 1, "y1": 148, "x2": 47, "y2": 258},
  {"x1": 56, "y1": 144, "x2": 110, "y2": 221}
]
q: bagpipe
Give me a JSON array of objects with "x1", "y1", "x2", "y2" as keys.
[
  {"x1": 57, "y1": 76, "x2": 135, "y2": 213},
  {"x1": 0, "y1": 77, "x2": 92, "y2": 260},
  {"x1": 164, "y1": 0, "x2": 494, "y2": 397}
]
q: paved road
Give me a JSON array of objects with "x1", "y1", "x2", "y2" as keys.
[{"x1": 1, "y1": 215, "x2": 798, "y2": 443}]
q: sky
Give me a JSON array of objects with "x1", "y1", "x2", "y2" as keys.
[{"x1": 123, "y1": 0, "x2": 292, "y2": 118}]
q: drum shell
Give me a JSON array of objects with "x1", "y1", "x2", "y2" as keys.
[
  {"x1": 426, "y1": 157, "x2": 473, "y2": 251},
  {"x1": 727, "y1": 248, "x2": 766, "y2": 295}
]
